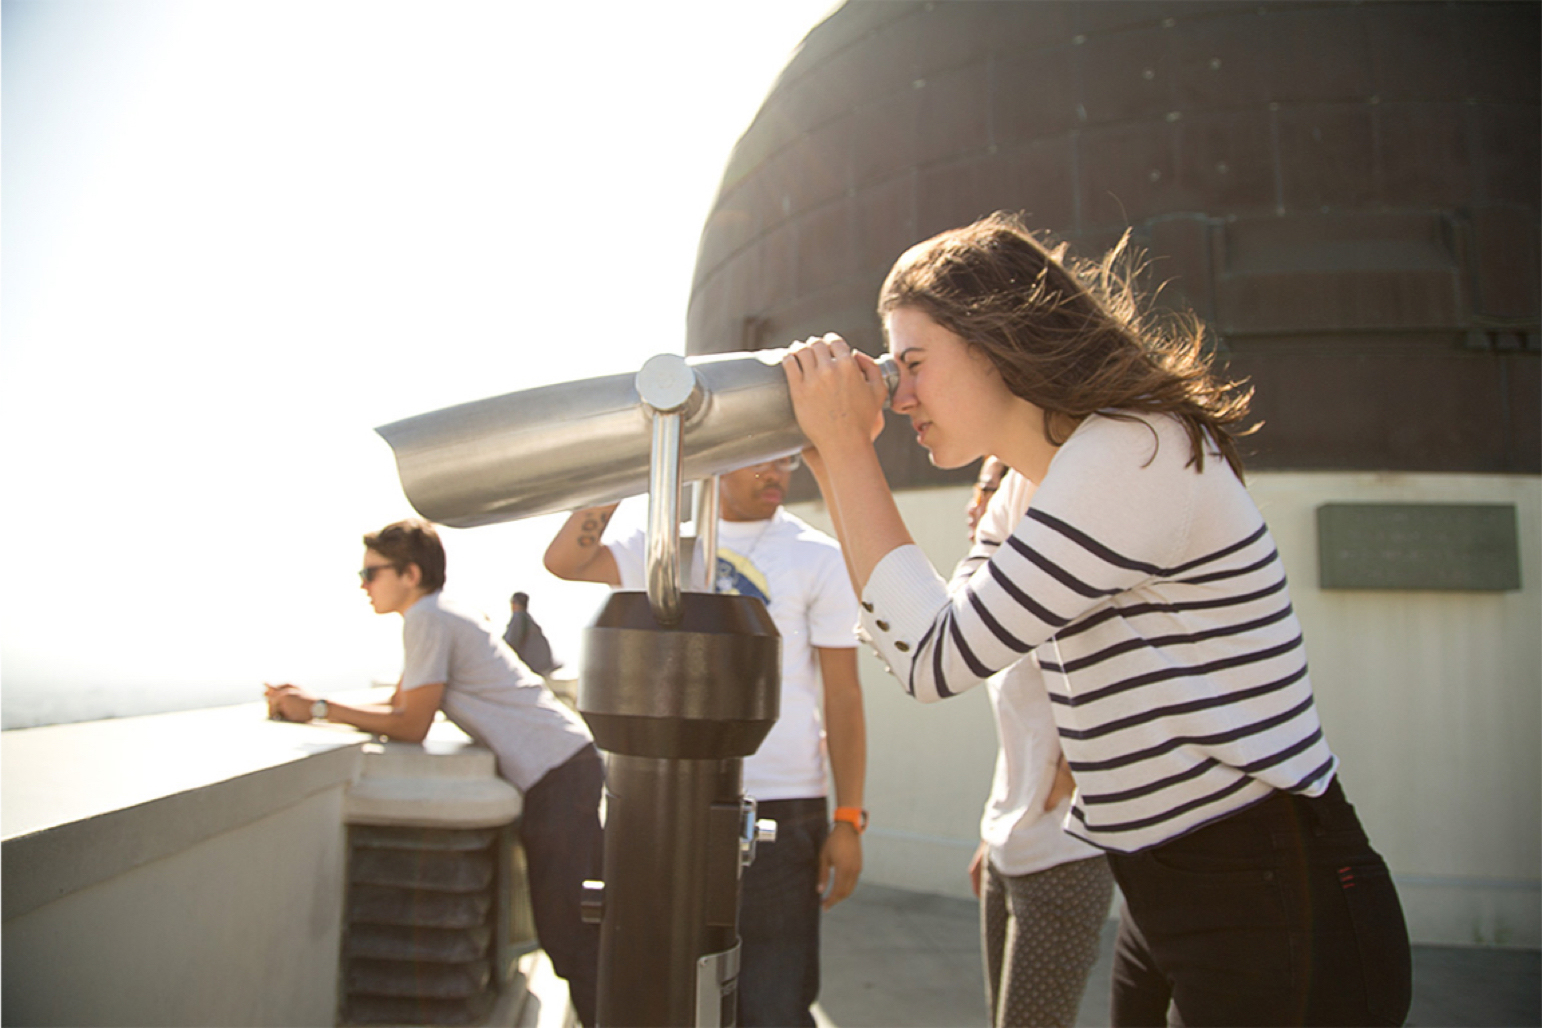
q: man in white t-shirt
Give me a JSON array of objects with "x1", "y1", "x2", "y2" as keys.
[{"x1": 545, "y1": 455, "x2": 866, "y2": 1028}]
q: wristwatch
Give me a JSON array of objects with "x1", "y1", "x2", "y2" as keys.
[
  {"x1": 832, "y1": 806, "x2": 869, "y2": 833},
  {"x1": 311, "y1": 699, "x2": 329, "y2": 722}
]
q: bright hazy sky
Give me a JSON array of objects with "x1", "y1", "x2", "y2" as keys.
[{"x1": 0, "y1": 0, "x2": 838, "y2": 727}]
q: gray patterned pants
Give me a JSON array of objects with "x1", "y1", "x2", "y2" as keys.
[{"x1": 982, "y1": 854, "x2": 1114, "y2": 1028}]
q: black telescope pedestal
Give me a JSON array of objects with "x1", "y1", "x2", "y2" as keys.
[{"x1": 579, "y1": 591, "x2": 780, "y2": 1028}]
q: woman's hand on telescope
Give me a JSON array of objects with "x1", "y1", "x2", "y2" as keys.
[
  {"x1": 783, "y1": 333, "x2": 913, "y2": 597},
  {"x1": 782, "y1": 335, "x2": 887, "y2": 457}
]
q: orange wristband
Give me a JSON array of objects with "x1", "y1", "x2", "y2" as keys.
[{"x1": 832, "y1": 807, "x2": 869, "y2": 833}]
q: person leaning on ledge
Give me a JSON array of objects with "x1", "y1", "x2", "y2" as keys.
[{"x1": 263, "y1": 518, "x2": 603, "y2": 1027}]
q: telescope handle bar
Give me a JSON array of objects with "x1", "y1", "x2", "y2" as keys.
[
  {"x1": 637, "y1": 354, "x2": 703, "y2": 626},
  {"x1": 694, "y1": 476, "x2": 720, "y2": 594}
]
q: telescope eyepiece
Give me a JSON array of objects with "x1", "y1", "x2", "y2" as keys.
[{"x1": 874, "y1": 352, "x2": 900, "y2": 404}]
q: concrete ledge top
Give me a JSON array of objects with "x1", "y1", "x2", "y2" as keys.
[
  {"x1": 2, "y1": 701, "x2": 378, "y2": 919},
  {"x1": 2, "y1": 701, "x2": 368, "y2": 842},
  {"x1": 0, "y1": 700, "x2": 528, "y2": 919}
]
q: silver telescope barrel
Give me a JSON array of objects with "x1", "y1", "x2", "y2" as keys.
[{"x1": 375, "y1": 348, "x2": 900, "y2": 528}]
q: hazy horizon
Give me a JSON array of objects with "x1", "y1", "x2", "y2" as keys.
[{"x1": 0, "y1": 0, "x2": 838, "y2": 731}]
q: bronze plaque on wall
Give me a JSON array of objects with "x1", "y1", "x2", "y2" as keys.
[{"x1": 1316, "y1": 503, "x2": 1522, "y2": 592}]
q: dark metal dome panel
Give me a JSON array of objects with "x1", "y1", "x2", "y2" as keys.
[{"x1": 688, "y1": 0, "x2": 1540, "y2": 484}]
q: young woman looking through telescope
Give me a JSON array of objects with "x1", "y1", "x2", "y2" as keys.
[{"x1": 780, "y1": 212, "x2": 1411, "y2": 1026}]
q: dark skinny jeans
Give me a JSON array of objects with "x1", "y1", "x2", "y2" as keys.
[{"x1": 1108, "y1": 777, "x2": 1411, "y2": 1027}]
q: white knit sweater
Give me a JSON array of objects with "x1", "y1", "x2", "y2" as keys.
[{"x1": 861, "y1": 412, "x2": 1337, "y2": 853}]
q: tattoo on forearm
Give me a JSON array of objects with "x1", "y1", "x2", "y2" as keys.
[{"x1": 577, "y1": 509, "x2": 612, "y2": 549}]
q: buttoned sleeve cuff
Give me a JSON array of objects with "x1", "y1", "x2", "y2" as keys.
[{"x1": 859, "y1": 544, "x2": 950, "y2": 679}]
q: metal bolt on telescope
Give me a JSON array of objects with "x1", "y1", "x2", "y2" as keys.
[{"x1": 375, "y1": 348, "x2": 899, "y2": 1027}]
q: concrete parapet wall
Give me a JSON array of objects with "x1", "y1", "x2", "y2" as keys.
[
  {"x1": 1, "y1": 702, "x2": 530, "y2": 1026},
  {"x1": 2, "y1": 704, "x2": 366, "y2": 1026},
  {"x1": 5, "y1": 790, "x2": 351, "y2": 1026}
]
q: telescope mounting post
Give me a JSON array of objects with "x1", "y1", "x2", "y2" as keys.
[{"x1": 579, "y1": 352, "x2": 780, "y2": 1027}]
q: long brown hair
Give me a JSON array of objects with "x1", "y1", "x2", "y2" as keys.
[{"x1": 878, "y1": 212, "x2": 1256, "y2": 479}]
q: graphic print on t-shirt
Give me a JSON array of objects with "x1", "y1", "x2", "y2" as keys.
[{"x1": 715, "y1": 548, "x2": 770, "y2": 606}]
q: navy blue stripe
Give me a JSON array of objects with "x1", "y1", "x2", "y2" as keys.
[
  {"x1": 1286, "y1": 757, "x2": 1336, "y2": 793},
  {"x1": 1065, "y1": 689, "x2": 1316, "y2": 771},
  {"x1": 986, "y1": 560, "x2": 1071, "y2": 630},
  {"x1": 908, "y1": 614, "x2": 959, "y2": 700},
  {"x1": 1047, "y1": 635, "x2": 1305, "y2": 708},
  {"x1": 1081, "y1": 757, "x2": 1220, "y2": 805},
  {"x1": 1027, "y1": 508, "x2": 1165, "y2": 576},
  {"x1": 954, "y1": 556, "x2": 988, "y2": 575},
  {"x1": 1052, "y1": 576, "x2": 1288, "y2": 642},
  {"x1": 968, "y1": 589, "x2": 1035, "y2": 656},
  {"x1": 1026, "y1": 509, "x2": 1272, "y2": 582},
  {"x1": 1005, "y1": 534, "x2": 1116, "y2": 599},
  {"x1": 954, "y1": 544, "x2": 997, "y2": 578},
  {"x1": 1166, "y1": 522, "x2": 1268, "y2": 576},
  {"x1": 1042, "y1": 604, "x2": 1296, "y2": 676},
  {"x1": 931, "y1": 626, "x2": 952, "y2": 697},
  {"x1": 1057, "y1": 664, "x2": 1311, "y2": 743},
  {"x1": 1177, "y1": 549, "x2": 1278, "y2": 586},
  {"x1": 1238, "y1": 726, "x2": 1324, "y2": 775},
  {"x1": 907, "y1": 619, "x2": 943, "y2": 699},
  {"x1": 1079, "y1": 724, "x2": 1325, "y2": 807},
  {"x1": 948, "y1": 612, "x2": 993, "y2": 683},
  {"x1": 1071, "y1": 774, "x2": 1257, "y2": 834}
]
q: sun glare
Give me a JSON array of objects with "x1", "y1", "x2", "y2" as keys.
[{"x1": 0, "y1": 0, "x2": 837, "y2": 728}]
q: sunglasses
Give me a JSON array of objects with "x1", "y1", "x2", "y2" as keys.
[
  {"x1": 358, "y1": 563, "x2": 401, "y2": 584},
  {"x1": 752, "y1": 455, "x2": 802, "y2": 473}
]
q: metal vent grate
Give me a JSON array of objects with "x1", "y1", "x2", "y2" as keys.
[{"x1": 341, "y1": 824, "x2": 518, "y2": 1026}]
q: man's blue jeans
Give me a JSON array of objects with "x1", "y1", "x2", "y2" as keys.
[{"x1": 736, "y1": 797, "x2": 828, "y2": 1028}]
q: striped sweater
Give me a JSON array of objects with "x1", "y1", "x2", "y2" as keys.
[{"x1": 860, "y1": 412, "x2": 1337, "y2": 853}]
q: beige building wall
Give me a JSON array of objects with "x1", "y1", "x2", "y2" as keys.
[{"x1": 790, "y1": 470, "x2": 1542, "y2": 948}]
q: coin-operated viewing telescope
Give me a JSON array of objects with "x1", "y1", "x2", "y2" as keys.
[{"x1": 376, "y1": 349, "x2": 897, "y2": 1027}]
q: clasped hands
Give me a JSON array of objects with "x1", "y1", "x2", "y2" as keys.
[{"x1": 264, "y1": 682, "x2": 317, "y2": 723}]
